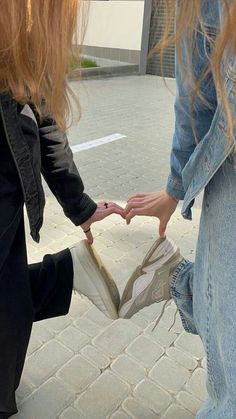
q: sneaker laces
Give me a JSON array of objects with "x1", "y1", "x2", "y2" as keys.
[{"x1": 152, "y1": 301, "x2": 178, "y2": 332}]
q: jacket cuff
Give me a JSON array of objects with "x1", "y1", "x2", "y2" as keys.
[
  {"x1": 166, "y1": 174, "x2": 185, "y2": 201},
  {"x1": 64, "y1": 193, "x2": 97, "y2": 226}
]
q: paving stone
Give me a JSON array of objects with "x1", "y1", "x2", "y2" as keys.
[
  {"x1": 186, "y1": 368, "x2": 208, "y2": 401},
  {"x1": 115, "y1": 238, "x2": 137, "y2": 254},
  {"x1": 110, "y1": 410, "x2": 132, "y2": 419},
  {"x1": 26, "y1": 333, "x2": 43, "y2": 357},
  {"x1": 75, "y1": 372, "x2": 130, "y2": 419},
  {"x1": 92, "y1": 234, "x2": 114, "y2": 248},
  {"x1": 32, "y1": 322, "x2": 54, "y2": 342},
  {"x1": 134, "y1": 301, "x2": 165, "y2": 322},
  {"x1": 58, "y1": 326, "x2": 90, "y2": 352},
  {"x1": 145, "y1": 322, "x2": 177, "y2": 348},
  {"x1": 26, "y1": 323, "x2": 54, "y2": 357},
  {"x1": 27, "y1": 243, "x2": 39, "y2": 255},
  {"x1": 93, "y1": 319, "x2": 141, "y2": 358},
  {"x1": 122, "y1": 397, "x2": 158, "y2": 419},
  {"x1": 33, "y1": 233, "x2": 55, "y2": 249},
  {"x1": 48, "y1": 234, "x2": 82, "y2": 251},
  {"x1": 57, "y1": 355, "x2": 100, "y2": 393},
  {"x1": 149, "y1": 356, "x2": 190, "y2": 393},
  {"x1": 47, "y1": 214, "x2": 66, "y2": 225},
  {"x1": 75, "y1": 316, "x2": 104, "y2": 337},
  {"x1": 85, "y1": 307, "x2": 113, "y2": 327},
  {"x1": 80, "y1": 345, "x2": 111, "y2": 370},
  {"x1": 23, "y1": 341, "x2": 73, "y2": 387},
  {"x1": 116, "y1": 265, "x2": 138, "y2": 291},
  {"x1": 159, "y1": 306, "x2": 184, "y2": 334},
  {"x1": 175, "y1": 332, "x2": 205, "y2": 359},
  {"x1": 126, "y1": 335, "x2": 164, "y2": 368},
  {"x1": 18, "y1": 378, "x2": 74, "y2": 419},
  {"x1": 56, "y1": 223, "x2": 77, "y2": 235},
  {"x1": 68, "y1": 295, "x2": 91, "y2": 318},
  {"x1": 133, "y1": 379, "x2": 171, "y2": 415},
  {"x1": 59, "y1": 406, "x2": 86, "y2": 419},
  {"x1": 162, "y1": 403, "x2": 195, "y2": 419},
  {"x1": 166, "y1": 347, "x2": 198, "y2": 371},
  {"x1": 177, "y1": 391, "x2": 203, "y2": 415},
  {"x1": 45, "y1": 228, "x2": 67, "y2": 240},
  {"x1": 111, "y1": 355, "x2": 146, "y2": 386},
  {"x1": 44, "y1": 316, "x2": 72, "y2": 334},
  {"x1": 130, "y1": 313, "x2": 149, "y2": 329},
  {"x1": 32, "y1": 250, "x2": 51, "y2": 263},
  {"x1": 16, "y1": 376, "x2": 36, "y2": 403}
]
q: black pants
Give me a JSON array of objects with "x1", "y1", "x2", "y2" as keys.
[
  {"x1": 0, "y1": 204, "x2": 73, "y2": 418},
  {"x1": 0, "y1": 137, "x2": 73, "y2": 418}
]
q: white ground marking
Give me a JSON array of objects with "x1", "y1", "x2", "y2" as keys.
[{"x1": 71, "y1": 133, "x2": 127, "y2": 153}]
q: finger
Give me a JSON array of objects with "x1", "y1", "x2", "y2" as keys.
[
  {"x1": 126, "y1": 201, "x2": 157, "y2": 218},
  {"x1": 84, "y1": 229, "x2": 93, "y2": 244},
  {"x1": 126, "y1": 208, "x2": 146, "y2": 224},
  {"x1": 97, "y1": 203, "x2": 125, "y2": 218},
  {"x1": 127, "y1": 198, "x2": 145, "y2": 205},
  {"x1": 108, "y1": 202, "x2": 125, "y2": 210},
  {"x1": 103, "y1": 206, "x2": 125, "y2": 218},
  {"x1": 159, "y1": 220, "x2": 167, "y2": 238},
  {"x1": 125, "y1": 201, "x2": 145, "y2": 214},
  {"x1": 129, "y1": 194, "x2": 160, "y2": 206},
  {"x1": 109, "y1": 203, "x2": 126, "y2": 216},
  {"x1": 127, "y1": 195, "x2": 158, "y2": 209},
  {"x1": 127, "y1": 193, "x2": 146, "y2": 202},
  {"x1": 97, "y1": 202, "x2": 125, "y2": 217}
]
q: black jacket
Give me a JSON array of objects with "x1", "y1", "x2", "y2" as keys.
[{"x1": 0, "y1": 92, "x2": 97, "y2": 242}]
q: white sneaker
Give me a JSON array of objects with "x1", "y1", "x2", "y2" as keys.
[
  {"x1": 71, "y1": 240, "x2": 120, "y2": 319},
  {"x1": 119, "y1": 237, "x2": 183, "y2": 319}
]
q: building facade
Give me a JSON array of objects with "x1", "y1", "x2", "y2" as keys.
[
  {"x1": 80, "y1": 0, "x2": 175, "y2": 78},
  {"x1": 147, "y1": 0, "x2": 175, "y2": 78}
]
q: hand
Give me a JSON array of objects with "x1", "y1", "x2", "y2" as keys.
[
  {"x1": 81, "y1": 200, "x2": 125, "y2": 244},
  {"x1": 125, "y1": 191, "x2": 178, "y2": 237}
]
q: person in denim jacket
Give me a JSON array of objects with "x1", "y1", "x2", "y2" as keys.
[{"x1": 119, "y1": 1, "x2": 236, "y2": 417}]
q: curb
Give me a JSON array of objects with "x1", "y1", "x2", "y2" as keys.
[{"x1": 68, "y1": 64, "x2": 139, "y2": 80}]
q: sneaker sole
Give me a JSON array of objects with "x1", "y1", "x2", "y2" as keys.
[{"x1": 75, "y1": 240, "x2": 120, "y2": 319}]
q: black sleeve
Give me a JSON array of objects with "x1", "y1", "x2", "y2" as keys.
[{"x1": 39, "y1": 118, "x2": 97, "y2": 225}]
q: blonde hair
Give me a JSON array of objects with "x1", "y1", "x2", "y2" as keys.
[
  {"x1": 0, "y1": 0, "x2": 82, "y2": 130},
  {"x1": 152, "y1": 0, "x2": 236, "y2": 139}
]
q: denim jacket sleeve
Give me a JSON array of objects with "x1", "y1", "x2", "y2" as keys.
[
  {"x1": 166, "y1": 14, "x2": 218, "y2": 201},
  {"x1": 39, "y1": 118, "x2": 97, "y2": 226}
]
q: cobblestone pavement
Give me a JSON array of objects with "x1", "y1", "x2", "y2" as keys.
[{"x1": 13, "y1": 76, "x2": 206, "y2": 419}]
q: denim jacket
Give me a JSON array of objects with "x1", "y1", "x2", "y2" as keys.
[
  {"x1": 0, "y1": 93, "x2": 97, "y2": 242},
  {"x1": 166, "y1": 0, "x2": 235, "y2": 219}
]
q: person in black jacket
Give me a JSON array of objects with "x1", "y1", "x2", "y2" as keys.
[{"x1": 0, "y1": 2, "x2": 124, "y2": 417}]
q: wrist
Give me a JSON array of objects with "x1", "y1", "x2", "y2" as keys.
[{"x1": 166, "y1": 192, "x2": 179, "y2": 204}]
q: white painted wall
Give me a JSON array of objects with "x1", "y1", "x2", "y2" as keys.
[{"x1": 83, "y1": 1, "x2": 144, "y2": 51}]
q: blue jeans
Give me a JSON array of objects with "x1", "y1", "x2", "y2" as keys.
[{"x1": 171, "y1": 153, "x2": 236, "y2": 418}]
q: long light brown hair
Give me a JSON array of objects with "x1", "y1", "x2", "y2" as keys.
[
  {"x1": 152, "y1": 0, "x2": 236, "y2": 139},
  {"x1": 0, "y1": 0, "x2": 82, "y2": 130}
]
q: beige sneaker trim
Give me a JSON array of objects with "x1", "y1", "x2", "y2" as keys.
[{"x1": 85, "y1": 240, "x2": 120, "y2": 310}]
